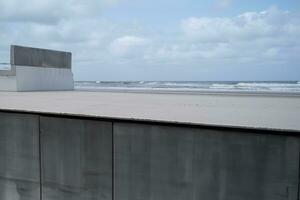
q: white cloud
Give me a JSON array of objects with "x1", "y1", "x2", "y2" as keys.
[
  {"x1": 263, "y1": 48, "x2": 279, "y2": 58},
  {"x1": 177, "y1": 7, "x2": 300, "y2": 65},
  {"x1": 0, "y1": 5, "x2": 299, "y2": 80},
  {"x1": 181, "y1": 7, "x2": 299, "y2": 42},
  {"x1": 0, "y1": 0, "x2": 119, "y2": 24},
  {"x1": 109, "y1": 36, "x2": 149, "y2": 57}
]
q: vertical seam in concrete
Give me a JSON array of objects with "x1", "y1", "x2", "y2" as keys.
[
  {"x1": 38, "y1": 115, "x2": 43, "y2": 200},
  {"x1": 297, "y1": 139, "x2": 300, "y2": 200},
  {"x1": 112, "y1": 121, "x2": 115, "y2": 200}
]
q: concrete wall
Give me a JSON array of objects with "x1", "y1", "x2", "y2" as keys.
[
  {"x1": 0, "y1": 112, "x2": 40, "y2": 200},
  {"x1": 16, "y1": 66, "x2": 74, "y2": 91},
  {"x1": 11, "y1": 45, "x2": 71, "y2": 69},
  {"x1": 114, "y1": 123, "x2": 300, "y2": 200},
  {"x1": 0, "y1": 111, "x2": 299, "y2": 200},
  {"x1": 40, "y1": 117, "x2": 112, "y2": 200}
]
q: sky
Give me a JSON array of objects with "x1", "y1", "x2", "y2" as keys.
[{"x1": 0, "y1": 0, "x2": 299, "y2": 81}]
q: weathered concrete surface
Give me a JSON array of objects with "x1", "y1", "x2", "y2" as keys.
[
  {"x1": 0, "y1": 112, "x2": 40, "y2": 200},
  {"x1": 114, "y1": 122, "x2": 300, "y2": 200},
  {"x1": 16, "y1": 66, "x2": 74, "y2": 91},
  {"x1": 11, "y1": 45, "x2": 71, "y2": 68},
  {"x1": 0, "y1": 91, "x2": 299, "y2": 132},
  {"x1": 0, "y1": 110, "x2": 299, "y2": 200},
  {"x1": 40, "y1": 117, "x2": 112, "y2": 200}
]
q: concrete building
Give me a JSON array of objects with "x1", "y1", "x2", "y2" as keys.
[{"x1": 0, "y1": 45, "x2": 74, "y2": 91}]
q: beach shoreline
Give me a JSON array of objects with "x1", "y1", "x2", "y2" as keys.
[{"x1": 75, "y1": 87, "x2": 300, "y2": 97}]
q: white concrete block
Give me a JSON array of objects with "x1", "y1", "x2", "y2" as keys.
[
  {"x1": 16, "y1": 66, "x2": 74, "y2": 91},
  {"x1": 0, "y1": 45, "x2": 74, "y2": 91}
]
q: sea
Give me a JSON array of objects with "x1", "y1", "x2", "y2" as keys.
[{"x1": 75, "y1": 81, "x2": 300, "y2": 94}]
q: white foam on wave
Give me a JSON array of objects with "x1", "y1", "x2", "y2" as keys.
[
  {"x1": 237, "y1": 82, "x2": 299, "y2": 87},
  {"x1": 144, "y1": 81, "x2": 159, "y2": 86},
  {"x1": 163, "y1": 82, "x2": 201, "y2": 87},
  {"x1": 210, "y1": 84, "x2": 236, "y2": 89},
  {"x1": 75, "y1": 81, "x2": 300, "y2": 93},
  {"x1": 209, "y1": 82, "x2": 300, "y2": 92}
]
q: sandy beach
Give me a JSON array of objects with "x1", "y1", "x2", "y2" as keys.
[{"x1": 0, "y1": 90, "x2": 299, "y2": 132}]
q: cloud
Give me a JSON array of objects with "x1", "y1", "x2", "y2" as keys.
[
  {"x1": 109, "y1": 36, "x2": 149, "y2": 57},
  {"x1": 0, "y1": 5, "x2": 299, "y2": 80},
  {"x1": 0, "y1": 0, "x2": 119, "y2": 24},
  {"x1": 178, "y1": 7, "x2": 300, "y2": 65},
  {"x1": 181, "y1": 7, "x2": 299, "y2": 42}
]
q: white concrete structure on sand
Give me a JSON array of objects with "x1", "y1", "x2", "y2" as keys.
[
  {"x1": 0, "y1": 45, "x2": 74, "y2": 91},
  {"x1": 0, "y1": 90, "x2": 299, "y2": 132}
]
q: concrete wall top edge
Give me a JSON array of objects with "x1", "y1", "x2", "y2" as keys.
[
  {"x1": 10, "y1": 45, "x2": 72, "y2": 69},
  {"x1": 11, "y1": 45, "x2": 71, "y2": 55},
  {"x1": 0, "y1": 109, "x2": 299, "y2": 135}
]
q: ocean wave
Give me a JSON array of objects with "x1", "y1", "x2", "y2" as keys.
[
  {"x1": 144, "y1": 81, "x2": 160, "y2": 86},
  {"x1": 163, "y1": 82, "x2": 203, "y2": 87},
  {"x1": 210, "y1": 84, "x2": 236, "y2": 89},
  {"x1": 75, "y1": 81, "x2": 300, "y2": 93},
  {"x1": 236, "y1": 82, "x2": 299, "y2": 88}
]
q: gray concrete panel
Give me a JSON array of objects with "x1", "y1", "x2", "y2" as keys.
[
  {"x1": 114, "y1": 123, "x2": 300, "y2": 200},
  {"x1": 40, "y1": 117, "x2": 112, "y2": 200},
  {"x1": 11, "y1": 45, "x2": 71, "y2": 68},
  {"x1": 0, "y1": 112, "x2": 40, "y2": 200}
]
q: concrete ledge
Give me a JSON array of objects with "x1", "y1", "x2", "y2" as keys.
[{"x1": 0, "y1": 66, "x2": 16, "y2": 76}]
